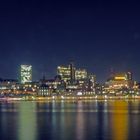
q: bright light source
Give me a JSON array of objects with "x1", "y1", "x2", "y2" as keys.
[
  {"x1": 61, "y1": 96, "x2": 64, "y2": 99},
  {"x1": 77, "y1": 92, "x2": 82, "y2": 96}
]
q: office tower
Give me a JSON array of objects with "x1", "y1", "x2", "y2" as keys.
[
  {"x1": 75, "y1": 69, "x2": 87, "y2": 80},
  {"x1": 127, "y1": 72, "x2": 132, "y2": 81},
  {"x1": 20, "y1": 65, "x2": 32, "y2": 84},
  {"x1": 89, "y1": 74, "x2": 96, "y2": 87},
  {"x1": 57, "y1": 66, "x2": 71, "y2": 82},
  {"x1": 70, "y1": 62, "x2": 75, "y2": 83}
]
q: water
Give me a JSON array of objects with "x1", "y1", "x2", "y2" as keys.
[{"x1": 0, "y1": 100, "x2": 140, "y2": 140}]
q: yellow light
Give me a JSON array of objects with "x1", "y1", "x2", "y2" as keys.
[{"x1": 115, "y1": 77, "x2": 126, "y2": 80}]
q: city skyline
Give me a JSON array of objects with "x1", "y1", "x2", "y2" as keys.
[
  {"x1": 0, "y1": 62, "x2": 138, "y2": 83},
  {"x1": 1, "y1": 1, "x2": 140, "y2": 140},
  {"x1": 0, "y1": 1, "x2": 140, "y2": 82}
]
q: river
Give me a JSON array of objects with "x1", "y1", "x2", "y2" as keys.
[{"x1": 0, "y1": 100, "x2": 140, "y2": 140}]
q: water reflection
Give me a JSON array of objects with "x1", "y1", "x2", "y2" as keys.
[
  {"x1": 128, "y1": 100, "x2": 140, "y2": 140},
  {"x1": 18, "y1": 102, "x2": 37, "y2": 140},
  {"x1": 0, "y1": 102, "x2": 18, "y2": 140},
  {"x1": 0, "y1": 100, "x2": 140, "y2": 140},
  {"x1": 76, "y1": 101, "x2": 85, "y2": 140},
  {"x1": 111, "y1": 101, "x2": 128, "y2": 140}
]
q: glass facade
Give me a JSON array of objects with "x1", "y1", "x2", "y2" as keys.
[{"x1": 20, "y1": 65, "x2": 32, "y2": 83}]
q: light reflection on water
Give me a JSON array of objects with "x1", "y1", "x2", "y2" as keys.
[
  {"x1": 18, "y1": 102, "x2": 37, "y2": 140},
  {"x1": 111, "y1": 101, "x2": 128, "y2": 140},
  {"x1": 0, "y1": 100, "x2": 140, "y2": 140}
]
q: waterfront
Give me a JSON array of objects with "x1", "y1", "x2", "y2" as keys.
[
  {"x1": 1, "y1": 94, "x2": 140, "y2": 101},
  {"x1": 0, "y1": 100, "x2": 140, "y2": 140}
]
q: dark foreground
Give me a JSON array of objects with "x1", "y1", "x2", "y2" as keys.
[{"x1": 0, "y1": 100, "x2": 140, "y2": 140}]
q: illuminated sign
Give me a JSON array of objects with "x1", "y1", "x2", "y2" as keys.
[
  {"x1": 114, "y1": 77, "x2": 126, "y2": 80},
  {"x1": 21, "y1": 65, "x2": 32, "y2": 83}
]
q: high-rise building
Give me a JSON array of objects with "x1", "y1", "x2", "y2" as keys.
[
  {"x1": 20, "y1": 65, "x2": 32, "y2": 84},
  {"x1": 127, "y1": 72, "x2": 132, "y2": 80},
  {"x1": 57, "y1": 62, "x2": 77, "y2": 84},
  {"x1": 75, "y1": 69, "x2": 87, "y2": 80},
  {"x1": 57, "y1": 63, "x2": 89, "y2": 86},
  {"x1": 89, "y1": 74, "x2": 96, "y2": 87},
  {"x1": 57, "y1": 66, "x2": 71, "y2": 82},
  {"x1": 70, "y1": 62, "x2": 75, "y2": 83}
]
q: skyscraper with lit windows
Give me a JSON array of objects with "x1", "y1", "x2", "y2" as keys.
[
  {"x1": 20, "y1": 65, "x2": 32, "y2": 84},
  {"x1": 57, "y1": 66, "x2": 71, "y2": 82}
]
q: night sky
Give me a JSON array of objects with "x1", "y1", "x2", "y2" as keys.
[{"x1": 0, "y1": 0, "x2": 140, "y2": 82}]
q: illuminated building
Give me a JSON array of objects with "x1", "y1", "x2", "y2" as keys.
[
  {"x1": 57, "y1": 63, "x2": 76, "y2": 83},
  {"x1": 57, "y1": 63, "x2": 89, "y2": 83},
  {"x1": 0, "y1": 79, "x2": 18, "y2": 95},
  {"x1": 105, "y1": 72, "x2": 134, "y2": 94},
  {"x1": 57, "y1": 63, "x2": 92, "y2": 94},
  {"x1": 57, "y1": 63, "x2": 90, "y2": 94},
  {"x1": 38, "y1": 84, "x2": 50, "y2": 96},
  {"x1": 57, "y1": 66, "x2": 71, "y2": 82},
  {"x1": 127, "y1": 72, "x2": 132, "y2": 80},
  {"x1": 88, "y1": 74, "x2": 96, "y2": 93},
  {"x1": 40, "y1": 79, "x2": 61, "y2": 90},
  {"x1": 75, "y1": 69, "x2": 87, "y2": 80},
  {"x1": 20, "y1": 65, "x2": 32, "y2": 84},
  {"x1": 21, "y1": 82, "x2": 39, "y2": 95},
  {"x1": 74, "y1": 69, "x2": 88, "y2": 91},
  {"x1": 70, "y1": 62, "x2": 76, "y2": 83}
]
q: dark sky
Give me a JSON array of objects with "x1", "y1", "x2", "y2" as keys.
[{"x1": 0, "y1": 0, "x2": 140, "y2": 82}]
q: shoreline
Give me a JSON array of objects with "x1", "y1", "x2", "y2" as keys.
[{"x1": 0, "y1": 96, "x2": 140, "y2": 101}]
